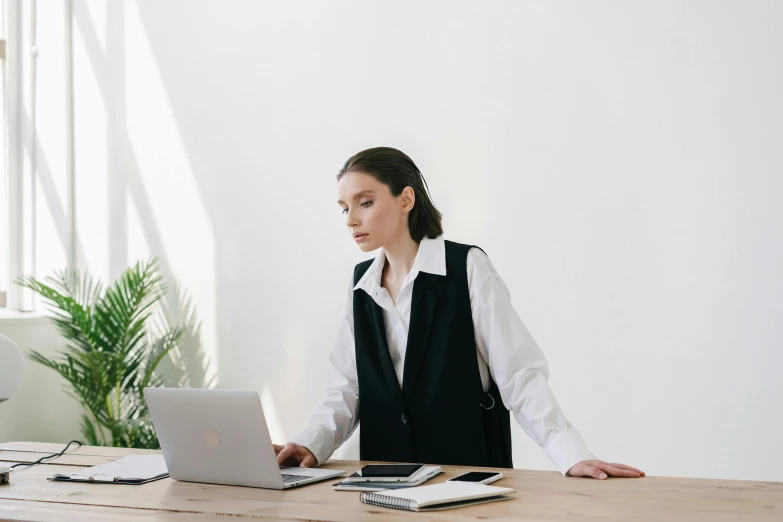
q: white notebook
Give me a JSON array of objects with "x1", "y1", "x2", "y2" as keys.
[{"x1": 359, "y1": 481, "x2": 515, "y2": 512}]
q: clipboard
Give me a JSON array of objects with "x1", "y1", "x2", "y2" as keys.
[
  {"x1": 49, "y1": 454, "x2": 169, "y2": 485},
  {"x1": 48, "y1": 474, "x2": 168, "y2": 485}
]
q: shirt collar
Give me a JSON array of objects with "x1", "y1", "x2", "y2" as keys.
[{"x1": 353, "y1": 235, "x2": 447, "y2": 293}]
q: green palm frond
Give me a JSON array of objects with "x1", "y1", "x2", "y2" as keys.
[
  {"x1": 17, "y1": 276, "x2": 97, "y2": 353},
  {"x1": 16, "y1": 257, "x2": 202, "y2": 449},
  {"x1": 80, "y1": 414, "x2": 102, "y2": 446}
]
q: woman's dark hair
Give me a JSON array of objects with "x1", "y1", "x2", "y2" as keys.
[{"x1": 336, "y1": 147, "x2": 443, "y2": 242}]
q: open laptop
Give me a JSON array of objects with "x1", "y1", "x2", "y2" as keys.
[{"x1": 144, "y1": 388, "x2": 345, "y2": 489}]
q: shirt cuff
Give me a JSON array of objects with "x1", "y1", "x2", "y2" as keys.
[
  {"x1": 288, "y1": 425, "x2": 333, "y2": 467},
  {"x1": 544, "y1": 430, "x2": 596, "y2": 476}
]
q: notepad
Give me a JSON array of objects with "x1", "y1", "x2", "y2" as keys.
[
  {"x1": 49, "y1": 454, "x2": 169, "y2": 485},
  {"x1": 359, "y1": 481, "x2": 515, "y2": 511}
]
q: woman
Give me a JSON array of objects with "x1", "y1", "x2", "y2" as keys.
[{"x1": 275, "y1": 147, "x2": 644, "y2": 480}]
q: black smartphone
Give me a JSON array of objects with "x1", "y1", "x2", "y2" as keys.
[{"x1": 447, "y1": 471, "x2": 503, "y2": 485}]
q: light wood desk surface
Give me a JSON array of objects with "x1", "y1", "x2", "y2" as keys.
[{"x1": 0, "y1": 441, "x2": 780, "y2": 521}]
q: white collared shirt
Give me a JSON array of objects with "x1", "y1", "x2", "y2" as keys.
[{"x1": 290, "y1": 235, "x2": 595, "y2": 475}]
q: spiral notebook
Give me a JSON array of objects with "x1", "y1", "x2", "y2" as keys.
[{"x1": 359, "y1": 481, "x2": 515, "y2": 512}]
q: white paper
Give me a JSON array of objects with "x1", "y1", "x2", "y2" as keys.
[{"x1": 53, "y1": 454, "x2": 168, "y2": 481}]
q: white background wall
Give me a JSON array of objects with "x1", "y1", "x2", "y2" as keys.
[{"x1": 1, "y1": 0, "x2": 782, "y2": 482}]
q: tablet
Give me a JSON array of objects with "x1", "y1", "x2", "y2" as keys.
[{"x1": 345, "y1": 464, "x2": 424, "y2": 482}]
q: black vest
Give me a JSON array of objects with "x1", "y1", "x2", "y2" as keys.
[{"x1": 353, "y1": 240, "x2": 513, "y2": 468}]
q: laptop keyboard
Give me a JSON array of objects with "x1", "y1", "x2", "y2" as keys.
[{"x1": 281, "y1": 473, "x2": 314, "y2": 484}]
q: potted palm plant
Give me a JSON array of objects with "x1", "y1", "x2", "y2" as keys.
[{"x1": 17, "y1": 258, "x2": 186, "y2": 449}]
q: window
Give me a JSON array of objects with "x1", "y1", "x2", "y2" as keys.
[
  {"x1": 0, "y1": 0, "x2": 8, "y2": 308},
  {"x1": 1, "y1": 0, "x2": 25, "y2": 311}
]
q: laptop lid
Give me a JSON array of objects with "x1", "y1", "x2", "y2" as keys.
[{"x1": 145, "y1": 388, "x2": 286, "y2": 489}]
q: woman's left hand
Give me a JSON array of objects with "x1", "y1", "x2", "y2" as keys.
[{"x1": 567, "y1": 460, "x2": 645, "y2": 479}]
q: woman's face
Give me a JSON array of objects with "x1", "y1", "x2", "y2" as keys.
[{"x1": 337, "y1": 171, "x2": 412, "y2": 252}]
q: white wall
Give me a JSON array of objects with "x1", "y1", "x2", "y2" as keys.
[{"x1": 1, "y1": 0, "x2": 782, "y2": 481}]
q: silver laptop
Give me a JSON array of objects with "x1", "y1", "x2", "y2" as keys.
[{"x1": 145, "y1": 388, "x2": 345, "y2": 489}]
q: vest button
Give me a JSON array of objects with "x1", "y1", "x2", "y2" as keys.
[{"x1": 401, "y1": 413, "x2": 408, "y2": 424}]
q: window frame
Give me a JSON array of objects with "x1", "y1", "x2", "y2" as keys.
[{"x1": 2, "y1": 0, "x2": 32, "y2": 311}]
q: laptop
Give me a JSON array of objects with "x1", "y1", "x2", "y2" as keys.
[{"x1": 145, "y1": 388, "x2": 346, "y2": 489}]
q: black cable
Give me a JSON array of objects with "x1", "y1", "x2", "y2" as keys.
[{"x1": 10, "y1": 440, "x2": 83, "y2": 470}]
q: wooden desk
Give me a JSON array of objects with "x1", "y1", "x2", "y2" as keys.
[{"x1": 0, "y1": 441, "x2": 780, "y2": 521}]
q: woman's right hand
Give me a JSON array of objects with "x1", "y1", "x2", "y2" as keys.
[{"x1": 273, "y1": 442, "x2": 317, "y2": 468}]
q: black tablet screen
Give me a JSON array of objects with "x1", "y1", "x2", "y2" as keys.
[{"x1": 360, "y1": 464, "x2": 423, "y2": 478}]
